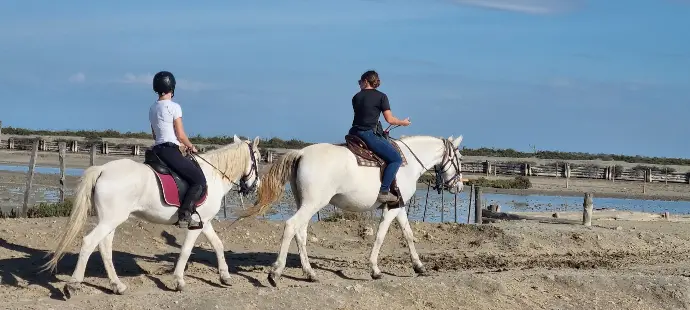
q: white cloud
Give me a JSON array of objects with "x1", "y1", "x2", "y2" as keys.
[
  {"x1": 449, "y1": 0, "x2": 581, "y2": 14},
  {"x1": 119, "y1": 73, "x2": 215, "y2": 91},
  {"x1": 68, "y1": 72, "x2": 86, "y2": 83}
]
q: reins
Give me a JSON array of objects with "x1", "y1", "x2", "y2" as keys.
[
  {"x1": 189, "y1": 141, "x2": 259, "y2": 196},
  {"x1": 386, "y1": 126, "x2": 462, "y2": 193}
]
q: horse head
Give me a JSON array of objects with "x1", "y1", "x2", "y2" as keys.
[
  {"x1": 236, "y1": 136, "x2": 262, "y2": 196},
  {"x1": 433, "y1": 135, "x2": 464, "y2": 194}
]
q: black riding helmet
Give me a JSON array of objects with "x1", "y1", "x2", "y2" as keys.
[{"x1": 153, "y1": 71, "x2": 176, "y2": 96}]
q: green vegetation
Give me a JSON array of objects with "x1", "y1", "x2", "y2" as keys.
[
  {"x1": 0, "y1": 199, "x2": 73, "y2": 218},
  {"x1": 465, "y1": 176, "x2": 532, "y2": 190},
  {"x1": 3, "y1": 125, "x2": 689, "y2": 165},
  {"x1": 418, "y1": 173, "x2": 532, "y2": 190}
]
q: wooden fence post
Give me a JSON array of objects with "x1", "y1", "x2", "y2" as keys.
[
  {"x1": 583, "y1": 193, "x2": 593, "y2": 227},
  {"x1": 474, "y1": 186, "x2": 483, "y2": 224},
  {"x1": 454, "y1": 192, "x2": 458, "y2": 223},
  {"x1": 22, "y1": 139, "x2": 39, "y2": 217},
  {"x1": 90, "y1": 144, "x2": 97, "y2": 166},
  {"x1": 8, "y1": 138, "x2": 14, "y2": 150},
  {"x1": 565, "y1": 163, "x2": 571, "y2": 189},
  {"x1": 422, "y1": 183, "x2": 430, "y2": 222},
  {"x1": 441, "y1": 188, "x2": 445, "y2": 223},
  {"x1": 59, "y1": 142, "x2": 67, "y2": 203},
  {"x1": 467, "y1": 184, "x2": 474, "y2": 224}
]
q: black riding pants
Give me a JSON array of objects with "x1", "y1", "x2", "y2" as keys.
[{"x1": 152, "y1": 143, "x2": 206, "y2": 188}]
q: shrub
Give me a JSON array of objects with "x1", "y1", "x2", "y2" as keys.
[
  {"x1": 0, "y1": 200, "x2": 74, "y2": 218},
  {"x1": 466, "y1": 176, "x2": 532, "y2": 189}
]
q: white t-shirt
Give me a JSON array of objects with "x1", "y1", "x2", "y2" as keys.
[{"x1": 149, "y1": 99, "x2": 182, "y2": 146}]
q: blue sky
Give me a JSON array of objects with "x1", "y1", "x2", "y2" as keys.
[{"x1": 1, "y1": 0, "x2": 689, "y2": 158}]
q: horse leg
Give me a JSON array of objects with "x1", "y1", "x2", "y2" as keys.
[
  {"x1": 369, "y1": 207, "x2": 400, "y2": 280},
  {"x1": 172, "y1": 228, "x2": 203, "y2": 291},
  {"x1": 268, "y1": 204, "x2": 320, "y2": 287},
  {"x1": 201, "y1": 222, "x2": 232, "y2": 286},
  {"x1": 294, "y1": 221, "x2": 317, "y2": 282},
  {"x1": 63, "y1": 222, "x2": 120, "y2": 298},
  {"x1": 98, "y1": 230, "x2": 128, "y2": 294},
  {"x1": 395, "y1": 207, "x2": 428, "y2": 276}
]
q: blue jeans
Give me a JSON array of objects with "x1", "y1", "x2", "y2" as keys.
[{"x1": 349, "y1": 128, "x2": 402, "y2": 192}]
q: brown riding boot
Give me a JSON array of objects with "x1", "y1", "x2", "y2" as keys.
[{"x1": 377, "y1": 191, "x2": 398, "y2": 203}]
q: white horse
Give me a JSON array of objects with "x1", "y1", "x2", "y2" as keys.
[
  {"x1": 238, "y1": 134, "x2": 464, "y2": 286},
  {"x1": 43, "y1": 135, "x2": 263, "y2": 297}
]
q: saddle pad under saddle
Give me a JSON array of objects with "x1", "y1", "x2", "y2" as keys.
[{"x1": 343, "y1": 135, "x2": 408, "y2": 168}]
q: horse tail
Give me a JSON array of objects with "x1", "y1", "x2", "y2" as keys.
[
  {"x1": 236, "y1": 150, "x2": 302, "y2": 220},
  {"x1": 42, "y1": 165, "x2": 104, "y2": 273}
]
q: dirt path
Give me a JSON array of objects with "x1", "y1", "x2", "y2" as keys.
[{"x1": 2, "y1": 214, "x2": 690, "y2": 309}]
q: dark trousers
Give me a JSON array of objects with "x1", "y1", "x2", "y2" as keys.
[
  {"x1": 152, "y1": 143, "x2": 207, "y2": 189},
  {"x1": 349, "y1": 128, "x2": 402, "y2": 192}
]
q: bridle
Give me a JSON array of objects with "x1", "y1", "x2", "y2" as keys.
[
  {"x1": 191, "y1": 141, "x2": 259, "y2": 196},
  {"x1": 433, "y1": 139, "x2": 463, "y2": 194},
  {"x1": 392, "y1": 134, "x2": 463, "y2": 194}
]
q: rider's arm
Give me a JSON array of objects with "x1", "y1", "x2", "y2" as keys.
[
  {"x1": 173, "y1": 118, "x2": 194, "y2": 149},
  {"x1": 380, "y1": 94, "x2": 409, "y2": 126},
  {"x1": 171, "y1": 104, "x2": 194, "y2": 149}
]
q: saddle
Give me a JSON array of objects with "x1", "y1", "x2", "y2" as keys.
[
  {"x1": 144, "y1": 150, "x2": 208, "y2": 208},
  {"x1": 341, "y1": 134, "x2": 408, "y2": 208}
]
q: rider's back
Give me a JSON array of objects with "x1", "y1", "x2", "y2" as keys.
[
  {"x1": 149, "y1": 99, "x2": 182, "y2": 146},
  {"x1": 351, "y1": 89, "x2": 389, "y2": 132}
]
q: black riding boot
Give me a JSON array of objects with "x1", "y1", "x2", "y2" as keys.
[{"x1": 177, "y1": 184, "x2": 205, "y2": 230}]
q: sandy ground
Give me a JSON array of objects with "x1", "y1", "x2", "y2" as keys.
[{"x1": 2, "y1": 213, "x2": 690, "y2": 309}]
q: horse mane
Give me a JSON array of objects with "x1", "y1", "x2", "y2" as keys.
[{"x1": 198, "y1": 142, "x2": 250, "y2": 181}]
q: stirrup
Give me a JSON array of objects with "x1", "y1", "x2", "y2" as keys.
[{"x1": 187, "y1": 210, "x2": 204, "y2": 230}]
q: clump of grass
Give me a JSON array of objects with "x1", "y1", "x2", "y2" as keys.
[
  {"x1": 0, "y1": 199, "x2": 74, "y2": 218},
  {"x1": 466, "y1": 176, "x2": 532, "y2": 189}
]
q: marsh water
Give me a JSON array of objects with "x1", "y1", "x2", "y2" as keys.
[{"x1": 2, "y1": 164, "x2": 689, "y2": 222}]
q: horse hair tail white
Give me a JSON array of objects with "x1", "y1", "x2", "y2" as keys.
[
  {"x1": 236, "y1": 150, "x2": 302, "y2": 220},
  {"x1": 42, "y1": 165, "x2": 104, "y2": 273}
]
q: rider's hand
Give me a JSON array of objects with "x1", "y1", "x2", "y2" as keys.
[
  {"x1": 400, "y1": 117, "x2": 411, "y2": 126},
  {"x1": 190, "y1": 145, "x2": 199, "y2": 153}
]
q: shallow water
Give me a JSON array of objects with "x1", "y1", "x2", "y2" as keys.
[
  {"x1": 1, "y1": 165, "x2": 689, "y2": 222},
  {"x1": 0, "y1": 164, "x2": 84, "y2": 176},
  {"x1": 216, "y1": 186, "x2": 690, "y2": 224}
]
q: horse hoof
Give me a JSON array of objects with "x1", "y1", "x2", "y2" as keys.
[
  {"x1": 267, "y1": 273, "x2": 279, "y2": 288},
  {"x1": 307, "y1": 274, "x2": 319, "y2": 283},
  {"x1": 371, "y1": 272, "x2": 383, "y2": 280},
  {"x1": 111, "y1": 282, "x2": 128, "y2": 295},
  {"x1": 63, "y1": 282, "x2": 82, "y2": 300},
  {"x1": 220, "y1": 276, "x2": 233, "y2": 286},
  {"x1": 414, "y1": 265, "x2": 429, "y2": 276},
  {"x1": 175, "y1": 280, "x2": 186, "y2": 292}
]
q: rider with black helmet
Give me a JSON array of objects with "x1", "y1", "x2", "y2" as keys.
[{"x1": 149, "y1": 71, "x2": 206, "y2": 229}]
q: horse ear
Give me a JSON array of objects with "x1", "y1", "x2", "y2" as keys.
[
  {"x1": 452, "y1": 135, "x2": 463, "y2": 147},
  {"x1": 233, "y1": 134, "x2": 240, "y2": 143},
  {"x1": 253, "y1": 136, "x2": 260, "y2": 147},
  {"x1": 448, "y1": 135, "x2": 454, "y2": 141}
]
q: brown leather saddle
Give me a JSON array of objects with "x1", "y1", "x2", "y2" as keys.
[{"x1": 339, "y1": 135, "x2": 408, "y2": 208}]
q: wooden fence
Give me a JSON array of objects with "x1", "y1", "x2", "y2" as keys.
[
  {"x1": 0, "y1": 136, "x2": 277, "y2": 162},
  {"x1": 2, "y1": 136, "x2": 689, "y2": 184}
]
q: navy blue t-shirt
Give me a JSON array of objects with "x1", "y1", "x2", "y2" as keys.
[{"x1": 351, "y1": 89, "x2": 390, "y2": 131}]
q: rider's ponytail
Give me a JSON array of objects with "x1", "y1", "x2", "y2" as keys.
[{"x1": 361, "y1": 70, "x2": 381, "y2": 88}]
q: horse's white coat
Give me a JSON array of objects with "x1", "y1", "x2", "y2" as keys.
[
  {"x1": 44, "y1": 135, "x2": 262, "y2": 296},
  {"x1": 252, "y1": 135, "x2": 464, "y2": 285}
]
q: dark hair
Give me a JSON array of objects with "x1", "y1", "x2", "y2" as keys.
[{"x1": 360, "y1": 70, "x2": 381, "y2": 88}]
